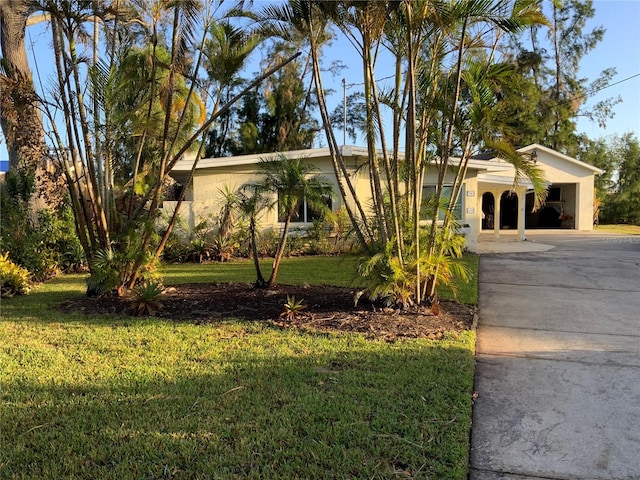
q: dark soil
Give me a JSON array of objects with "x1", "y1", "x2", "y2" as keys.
[{"x1": 58, "y1": 283, "x2": 476, "y2": 342}]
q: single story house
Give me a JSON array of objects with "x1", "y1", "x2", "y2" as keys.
[{"x1": 166, "y1": 143, "x2": 602, "y2": 252}]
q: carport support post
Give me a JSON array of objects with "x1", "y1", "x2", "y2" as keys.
[
  {"x1": 517, "y1": 189, "x2": 526, "y2": 241},
  {"x1": 493, "y1": 190, "x2": 501, "y2": 238}
]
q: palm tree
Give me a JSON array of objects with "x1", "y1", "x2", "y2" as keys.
[
  {"x1": 256, "y1": 155, "x2": 332, "y2": 287},
  {"x1": 252, "y1": 0, "x2": 374, "y2": 252},
  {"x1": 420, "y1": 0, "x2": 547, "y2": 299},
  {"x1": 27, "y1": 0, "x2": 303, "y2": 294},
  {"x1": 322, "y1": 0, "x2": 547, "y2": 306},
  {"x1": 237, "y1": 184, "x2": 270, "y2": 288}
]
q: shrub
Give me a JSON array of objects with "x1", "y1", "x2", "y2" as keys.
[
  {"x1": 62, "y1": 243, "x2": 88, "y2": 273},
  {"x1": 0, "y1": 170, "x2": 81, "y2": 281},
  {"x1": 86, "y1": 249, "x2": 123, "y2": 296},
  {"x1": 280, "y1": 295, "x2": 306, "y2": 321},
  {"x1": 210, "y1": 235, "x2": 239, "y2": 262},
  {"x1": 86, "y1": 228, "x2": 157, "y2": 297},
  {"x1": 0, "y1": 252, "x2": 31, "y2": 297},
  {"x1": 130, "y1": 280, "x2": 165, "y2": 316}
]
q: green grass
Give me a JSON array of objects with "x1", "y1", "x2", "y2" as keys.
[
  {"x1": 159, "y1": 255, "x2": 362, "y2": 288},
  {"x1": 160, "y1": 253, "x2": 479, "y2": 306},
  {"x1": 1, "y1": 255, "x2": 477, "y2": 479},
  {"x1": 595, "y1": 223, "x2": 640, "y2": 235}
]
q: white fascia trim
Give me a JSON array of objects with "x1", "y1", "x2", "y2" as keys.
[
  {"x1": 517, "y1": 144, "x2": 604, "y2": 174},
  {"x1": 477, "y1": 173, "x2": 534, "y2": 189},
  {"x1": 173, "y1": 145, "x2": 371, "y2": 172}
]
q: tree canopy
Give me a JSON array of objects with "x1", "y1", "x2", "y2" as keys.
[{"x1": 1, "y1": 0, "x2": 631, "y2": 302}]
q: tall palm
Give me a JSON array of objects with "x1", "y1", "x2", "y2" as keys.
[
  {"x1": 418, "y1": 0, "x2": 546, "y2": 299},
  {"x1": 256, "y1": 155, "x2": 332, "y2": 287},
  {"x1": 0, "y1": 0, "x2": 53, "y2": 202},
  {"x1": 328, "y1": 1, "x2": 401, "y2": 247},
  {"x1": 253, "y1": 0, "x2": 374, "y2": 252}
]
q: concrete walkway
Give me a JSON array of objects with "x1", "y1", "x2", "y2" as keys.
[{"x1": 469, "y1": 232, "x2": 640, "y2": 480}]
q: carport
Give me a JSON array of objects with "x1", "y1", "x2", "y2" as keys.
[
  {"x1": 478, "y1": 174, "x2": 533, "y2": 241},
  {"x1": 474, "y1": 144, "x2": 602, "y2": 244}
]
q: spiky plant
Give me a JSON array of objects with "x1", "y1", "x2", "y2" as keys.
[
  {"x1": 130, "y1": 280, "x2": 165, "y2": 316},
  {"x1": 280, "y1": 295, "x2": 306, "y2": 321}
]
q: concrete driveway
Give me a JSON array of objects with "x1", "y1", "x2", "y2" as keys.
[{"x1": 469, "y1": 232, "x2": 640, "y2": 480}]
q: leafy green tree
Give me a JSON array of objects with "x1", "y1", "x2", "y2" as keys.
[
  {"x1": 603, "y1": 134, "x2": 640, "y2": 225},
  {"x1": 325, "y1": 0, "x2": 546, "y2": 304},
  {"x1": 500, "y1": 0, "x2": 619, "y2": 152},
  {"x1": 25, "y1": 0, "x2": 299, "y2": 295},
  {"x1": 0, "y1": 170, "x2": 81, "y2": 280},
  {"x1": 260, "y1": 44, "x2": 320, "y2": 152},
  {"x1": 330, "y1": 92, "x2": 366, "y2": 144},
  {"x1": 212, "y1": 42, "x2": 320, "y2": 156},
  {"x1": 255, "y1": 0, "x2": 547, "y2": 306},
  {"x1": 203, "y1": 21, "x2": 261, "y2": 158},
  {"x1": 237, "y1": 184, "x2": 271, "y2": 287},
  {"x1": 253, "y1": 0, "x2": 375, "y2": 253},
  {"x1": 573, "y1": 134, "x2": 616, "y2": 221},
  {"x1": 107, "y1": 45, "x2": 206, "y2": 187}
]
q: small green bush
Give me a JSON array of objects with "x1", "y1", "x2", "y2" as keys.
[
  {"x1": 130, "y1": 280, "x2": 165, "y2": 316},
  {"x1": 0, "y1": 170, "x2": 81, "y2": 280},
  {"x1": 0, "y1": 252, "x2": 31, "y2": 297}
]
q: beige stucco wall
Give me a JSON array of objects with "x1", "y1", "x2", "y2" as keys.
[
  {"x1": 165, "y1": 145, "x2": 599, "y2": 251},
  {"x1": 532, "y1": 150, "x2": 596, "y2": 230},
  {"x1": 164, "y1": 155, "x2": 368, "y2": 231}
]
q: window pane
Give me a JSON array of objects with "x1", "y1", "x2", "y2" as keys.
[
  {"x1": 451, "y1": 186, "x2": 463, "y2": 220},
  {"x1": 278, "y1": 191, "x2": 304, "y2": 223},
  {"x1": 421, "y1": 186, "x2": 437, "y2": 219},
  {"x1": 307, "y1": 194, "x2": 332, "y2": 222},
  {"x1": 421, "y1": 185, "x2": 462, "y2": 221}
]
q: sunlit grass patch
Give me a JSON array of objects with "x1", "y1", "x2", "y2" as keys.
[
  {"x1": 2, "y1": 255, "x2": 477, "y2": 479},
  {"x1": 595, "y1": 224, "x2": 640, "y2": 235}
]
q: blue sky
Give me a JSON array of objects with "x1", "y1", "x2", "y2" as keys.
[
  {"x1": 1, "y1": 0, "x2": 638, "y2": 163},
  {"x1": 574, "y1": 0, "x2": 640, "y2": 138},
  {"x1": 319, "y1": 0, "x2": 640, "y2": 144}
]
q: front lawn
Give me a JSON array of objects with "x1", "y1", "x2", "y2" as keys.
[
  {"x1": 1, "y1": 255, "x2": 477, "y2": 479},
  {"x1": 595, "y1": 224, "x2": 640, "y2": 235}
]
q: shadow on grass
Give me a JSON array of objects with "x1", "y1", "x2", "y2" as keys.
[{"x1": 2, "y1": 339, "x2": 474, "y2": 480}]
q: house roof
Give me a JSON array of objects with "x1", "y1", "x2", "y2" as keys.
[
  {"x1": 517, "y1": 144, "x2": 604, "y2": 175},
  {"x1": 172, "y1": 146, "x2": 368, "y2": 171},
  {"x1": 171, "y1": 144, "x2": 601, "y2": 188},
  {"x1": 171, "y1": 145, "x2": 510, "y2": 175}
]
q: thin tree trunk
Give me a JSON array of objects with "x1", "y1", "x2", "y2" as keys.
[
  {"x1": 309, "y1": 34, "x2": 372, "y2": 251},
  {"x1": 66, "y1": 22, "x2": 110, "y2": 249},
  {"x1": 362, "y1": 35, "x2": 388, "y2": 245},
  {"x1": 424, "y1": 16, "x2": 468, "y2": 300},
  {"x1": 367, "y1": 57, "x2": 403, "y2": 260},
  {"x1": 267, "y1": 216, "x2": 291, "y2": 287},
  {"x1": 250, "y1": 217, "x2": 266, "y2": 288}
]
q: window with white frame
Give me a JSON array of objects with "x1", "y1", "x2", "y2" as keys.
[{"x1": 277, "y1": 191, "x2": 332, "y2": 223}]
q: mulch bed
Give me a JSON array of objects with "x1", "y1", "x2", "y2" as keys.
[{"x1": 58, "y1": 283, "x2": 476, "y2": 342}]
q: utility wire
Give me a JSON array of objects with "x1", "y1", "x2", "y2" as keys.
[
  {"x1": 505, "y1": 71, "x2": 640, "y2": 126},
  {"x1": 344, "y1": 69, "x2": 640, "y2": 124}
]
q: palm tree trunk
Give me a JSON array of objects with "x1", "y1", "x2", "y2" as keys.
[
  {"x1": 367, "y1": 58, "x2": 403, "y2": 260},
  {"x1": 250, "y1": 217, "x2": 266, "y2": 288},
  {"x1": 361, "y1": 35, "x2": 388, "y2": 245},
  {"x1": 267, "y1": 216, "x2": 291, "y2": 287},
  {"x1": 424, "y1": 16, "x2": 468, "y2": 301},
  {"x1": 308, "y1": 29, "x2": 372, "y2": 251},
  {"x1": 0, "y1": 0, "x2": 44, "y2": 171}
]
